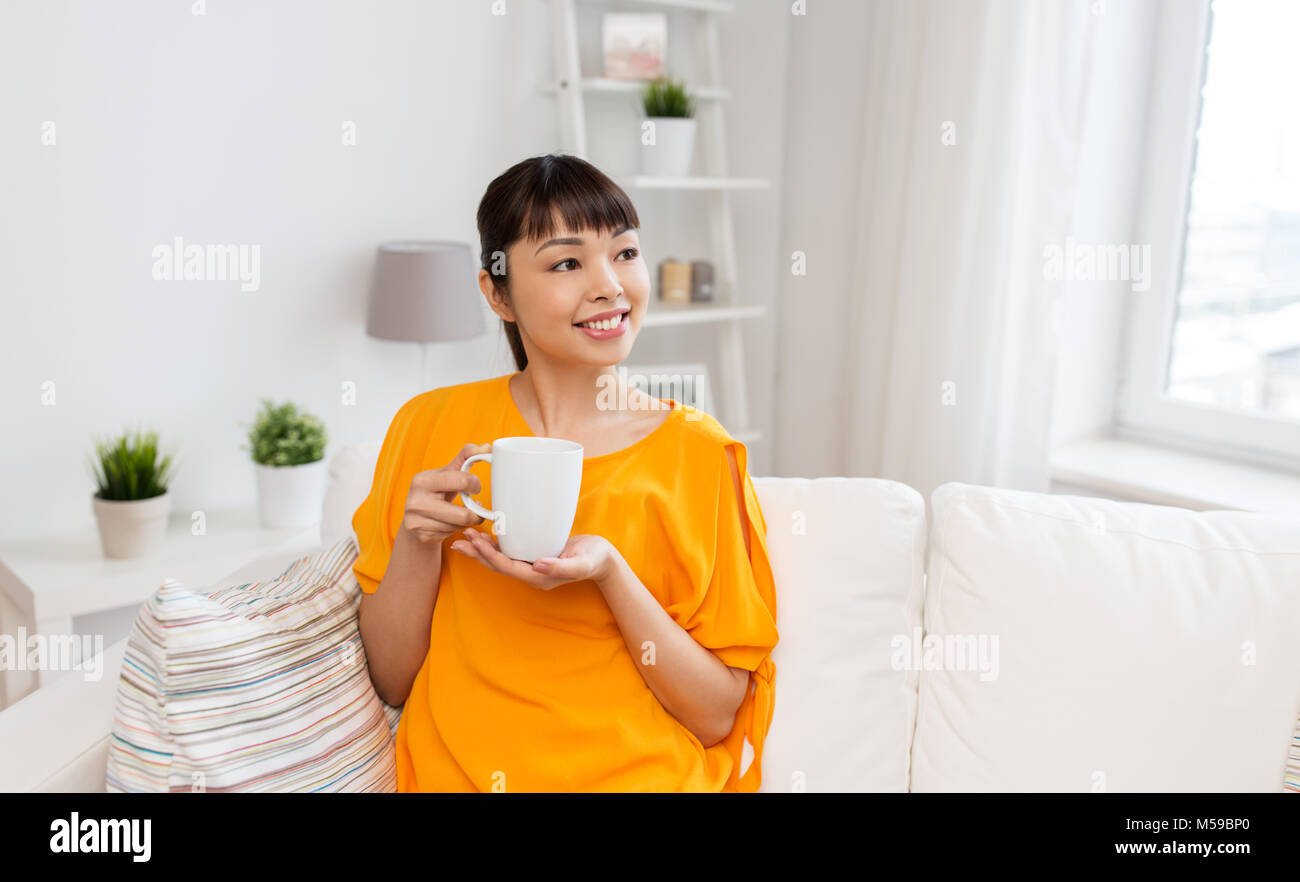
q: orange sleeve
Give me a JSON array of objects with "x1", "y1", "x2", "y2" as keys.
[
  {"x1": 351, "y1": 391, "x2": 439, "y2": 595},
  {"x1": 680, "y1": 440, "x2": 779, "y2": 669},
  {"x1": 668, "y1": 437, "x2": 779, "y2": 792}
]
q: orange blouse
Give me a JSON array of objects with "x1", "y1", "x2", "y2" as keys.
[{"x1": 351, "y1": 372, "x2": 779, "y2": 792}]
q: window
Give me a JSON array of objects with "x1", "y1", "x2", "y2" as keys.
[{"x1": 1119, "y1": 0, "x2": 1300, "y2": 471}]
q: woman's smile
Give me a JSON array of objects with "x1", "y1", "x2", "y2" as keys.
[{"x1": 574, "y1": 309, "x2": 629, "y2": 340}]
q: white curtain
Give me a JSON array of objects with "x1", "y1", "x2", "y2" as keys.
[{"x1": 833, "y1": 0, "x2": 1099, "y2": 506}]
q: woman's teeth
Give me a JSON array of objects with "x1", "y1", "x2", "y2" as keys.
[{"x1": 578, "y1": 313, "x2": 625, "y2": 330}]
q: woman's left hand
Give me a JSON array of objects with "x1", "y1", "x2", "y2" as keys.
[{"x1": 451, "y1": 529, "x2": 618, "y2": 590}]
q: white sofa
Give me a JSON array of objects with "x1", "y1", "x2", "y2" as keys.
[{"x1": 2, "y1": 443, "x2": 1297, "y2": 792}]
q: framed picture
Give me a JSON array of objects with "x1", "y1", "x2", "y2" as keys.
[
  {"x1": 602, "y1": 12, "x2": 666, "y2": 80},
  {"x1": 619, "y1": 362, "x2": 713, "y2": 414}
]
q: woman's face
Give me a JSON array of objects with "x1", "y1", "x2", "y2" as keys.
[{"x1": 482, "y1": 220, "x2": 649, "y2": 368}]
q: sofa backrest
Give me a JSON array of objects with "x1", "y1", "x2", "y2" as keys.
[
  {"x1": 322, "y1": 442, "x2": 382, "y2": 549},
  {"x1": 911, "y1": 482, "x2": 1300, "y2": 792}
]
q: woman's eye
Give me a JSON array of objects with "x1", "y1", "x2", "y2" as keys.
[{"x1": 551, "y1": 248, "x2": 636, "y2": 271}]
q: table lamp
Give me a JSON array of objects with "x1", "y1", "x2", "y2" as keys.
[{"x1": 366, "y1": 240, "x2": 486, "y2": 392}]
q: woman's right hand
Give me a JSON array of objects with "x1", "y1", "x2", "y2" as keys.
[{"x1": 401, "y1": 442, "x2": 491, "y2": 546}]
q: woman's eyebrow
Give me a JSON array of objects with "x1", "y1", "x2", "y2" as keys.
[{"x1": 533, "y1": 225, "x2": 635, "y2": 256}]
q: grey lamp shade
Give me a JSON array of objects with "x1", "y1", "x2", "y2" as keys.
[{"x1": 365, "y1": 240, "x2": 485, "y2": 343}]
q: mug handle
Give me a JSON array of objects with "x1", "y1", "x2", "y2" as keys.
[{"x1": 458, "y1": 453, "x2": 498, "y2": 522}]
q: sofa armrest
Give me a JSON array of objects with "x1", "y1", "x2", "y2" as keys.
[{"x1": 0, "y1": 636, "x2": 127, "y2": 792}]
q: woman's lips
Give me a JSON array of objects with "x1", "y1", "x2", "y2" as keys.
[{"x1": 574, "y1": 311, "x2": 628, "y2": 340}]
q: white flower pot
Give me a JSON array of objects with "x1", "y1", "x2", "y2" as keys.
[
  {"x1": 639, "y1": 117, "x2": 696, "y2": 178},
  {"x1": 255, "y1": 459, "x2": 327, "y2": 528},
  {"x1": 92, "y1": 490, "x2": 172, "y2": 559}
]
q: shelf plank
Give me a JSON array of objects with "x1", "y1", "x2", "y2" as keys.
[
  {"x1": 641, "y1": 302, "x2": 765, "y2": 327},
  {"x1": 539, "y1": 78, "x2": 731, "y2": 100}
]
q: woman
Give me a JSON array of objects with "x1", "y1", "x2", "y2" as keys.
[{"x1": 352, "y1": 153, "x2": 778, "y2": 792}]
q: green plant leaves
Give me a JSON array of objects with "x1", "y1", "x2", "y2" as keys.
[
  {"x1": 87, "y1": 427, "x2": 175, "y2": 501},
  {"x1": 242, "y1": 398, "x2": 328, "y2": 467},
  {"x1": 641, "y1": 76, "x2": 696, "y2": 119}
]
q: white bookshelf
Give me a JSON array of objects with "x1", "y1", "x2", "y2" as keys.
[{"x1": 546, "y1": 0, "x2": 768, "y2": 444}]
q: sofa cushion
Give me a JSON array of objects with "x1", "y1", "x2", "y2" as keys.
[
  {"x1": 911, "y1": 482, "x2": 1300, "y2": 792},
  {"x1": 754, "y1": 477, "x2": 926, "y2": 792},
  {"x1": 105, "y1": 535, "x2": 401, "y2": 792}
]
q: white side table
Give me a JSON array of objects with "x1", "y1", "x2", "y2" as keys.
[{"x1": 0, "y1": 508, "x2": 321, "y2": 709}]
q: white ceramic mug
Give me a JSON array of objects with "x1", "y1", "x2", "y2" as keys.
[{"x1": 458, "y1": 437, "x2": 584, "y2": 562}]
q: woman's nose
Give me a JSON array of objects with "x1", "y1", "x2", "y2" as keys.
[{"x1": 590, "y1": 275, "x2": 621, "y2": 299}]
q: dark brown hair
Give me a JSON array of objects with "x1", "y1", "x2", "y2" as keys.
[{"x1": 476, "y1": 153, "x2": 640, "y2": 371}]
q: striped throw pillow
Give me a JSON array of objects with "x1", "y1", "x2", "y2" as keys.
[{"x1": 106, "y1": 535, "x2": 402, "y2": 792}]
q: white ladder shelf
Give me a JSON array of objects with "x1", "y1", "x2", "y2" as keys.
[{"x1": 545, "y1": 0, "x2": 765, "y2": 447}]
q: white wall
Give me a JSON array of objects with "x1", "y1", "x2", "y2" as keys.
[
  {"x1": 1, "y1": 0, "x2": 1164, "y2": 545},
  {"x1": 0, "y1": 0, "x2": 791, "y2": 541}
]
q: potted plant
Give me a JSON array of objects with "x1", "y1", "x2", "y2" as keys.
[
  {"x1": 88, "y1": 427, "x2": 177, "y2": 559},
  {"x1": 243, "y1": 399, "x2": 328, "y2": 529},
  {"x1": 639, "y1": 76, "x2": 697, "y2": 178}
]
